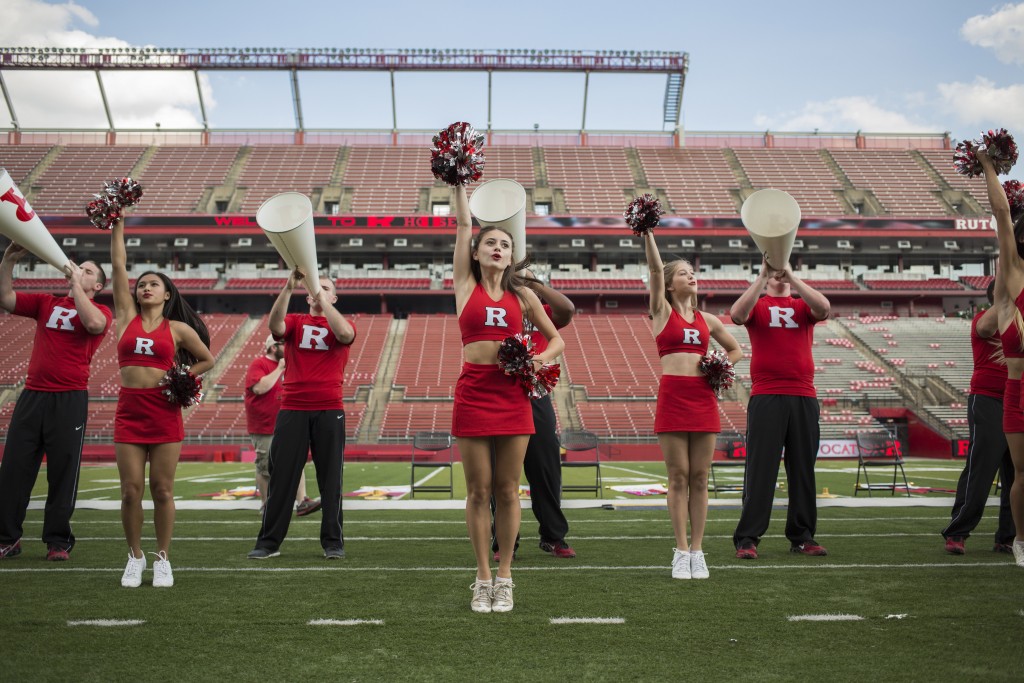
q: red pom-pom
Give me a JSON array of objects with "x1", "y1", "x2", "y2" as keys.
[
  {"x1": 623, "y1": 194, "x2": 664, "y2": 236},
  {"x1": 159, "y1": 364, "x2": 204, "y2": 408},
  {"x1": 86, "y1": 194, "x2": 121, "y2": 230},
  {"x1": 1005, "y1": 179, "x2": 1024, "y2": 217},
  {"x1": 430, "y1": 122, "x2": 485, "y2": 186},
  {"x1": 699, "y1": 350, "x2": 735, "y2": 398},
  {"x1": 497, "y1": 333, "x2": 534, "y2": 377},
  {"x1": 106, "y1": 176, "x2": 144, "y2": 207},
  {"x1": 955, "y1": 129, "x2": 1018, "y2": 177},
  {"x1": 528, "y1": 362, "x2": 560, "y2": 399}
]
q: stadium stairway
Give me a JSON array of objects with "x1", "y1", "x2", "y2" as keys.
[
  {"x1": 357, "y1": 317, "x2": 407, "y2": 443},
  {"x1": 205, "y1": 316, "x2": 265, "y2": 399}
]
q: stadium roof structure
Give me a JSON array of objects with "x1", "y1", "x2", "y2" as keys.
[{"x1": 0, "y1": 47, "x2": 689, "y2": 138}]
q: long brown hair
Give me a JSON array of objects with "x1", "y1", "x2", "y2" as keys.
[{"x1": 469, "y1": 226, "x2": 532, "y2": 300}]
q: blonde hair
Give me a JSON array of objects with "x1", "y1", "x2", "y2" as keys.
[{"x1": 663, "y1": 259, "x2": 698, "y2": 309}]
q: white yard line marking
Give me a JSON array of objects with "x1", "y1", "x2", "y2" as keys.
[
  {"x1": 1, "y1": 561, "x2": 1012, "y2": 575},
  {"x1": 35, "y1": 468, "x2": 252, "y2": 499},
  {"x1": 308, "y1": 619, "x2": 383, "y2": 626},
  {"x1": 550, "y1": 617, "x2": 625, "y2": 625},
  {"x1": 62, "y1": 532, "x2": 951, "y2": 542},
  {"x1": 67, "y1": 619, "x2": 145, "y2": 627},
  {"x1": 885, "y1": 614, "x2": 909, "y2": 620},
  {"x1": 602, "y1": 465, "x2": 668, "y2": 481},
  {"x1": 788, "y1": 614, "x2": 864, "y2": 622}
]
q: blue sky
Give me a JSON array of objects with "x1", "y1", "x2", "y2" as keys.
[{"x1": 2, "y1": 0, "x2": 1023, "y2": 143}]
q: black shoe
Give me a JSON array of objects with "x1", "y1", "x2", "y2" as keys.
[
  {"x1": 324, "y1": 547, "x2": 346, "y2": 560},
  {"x1": 247, "y1": 547, "x2": 280, "y2": 559}
]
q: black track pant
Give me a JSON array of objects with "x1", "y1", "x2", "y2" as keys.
[
  {"x1": 254, "y1": 409, "x2": 345, "y2": 552},
  {"x1": 491, "y1": 395, "x2": 570, "y2": 553},
  {"x1": 0, "y1": 389, "x2": 88, "y2": 552},
  {"x1": 943, "y1": 394, "x2": 1016, "y2": 544},
  {"x1": 733, "y1": 394, "x2": 820, "y2": 548}
]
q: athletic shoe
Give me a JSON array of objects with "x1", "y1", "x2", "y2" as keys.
[
  {"x1": 735, "y1": 542, "x2": 758, "y2": 560},
  {"x1": 0, "y1": 540, "x2": 22, "y2": 559},
  {"x1": 671, "y1": 548, "x2": 691, "y2": 579},
  {"x1": 1013, "y1": 540, "x2": 1024, "y2": 568},
  {"x1": 491, "y1": 579, "x2": 515, "y2": 612},
  {"x1": 690, "y1": 550, "x2": 710, "y2": 579},
  {"x1": 470, "y1": 580, "x2": 493, "y2": 613},
  {"x1": 46, "y1": 546, "x2": 70, "y2": 562},
  {"x1": 152, "y1": 551, "x2": 174, "y2": 588},
  {"x1": 295, "y1": 497, "x2": 322, "y2": 517},
  {"x1": 121, "y1": 552, "x2": 146, "y2": 588},
  {"x1": 993, "y1": 542, "x2": 1013, "y2": 554},
  {"x1": 791, "y1": 540, "x2": 828, "y2": 556},
  {"x1": 247, "y1": 547, "x2": 281, "y2": 560},
  {"x1": 944, "y1": 536, "x2": 966, "y2": 555},
  {"x1": 324, "y1": 547, "x2": 346, "y2": 560},
  {"x1": 539, "y1": 539, "x2": 577, "y2": 559}
]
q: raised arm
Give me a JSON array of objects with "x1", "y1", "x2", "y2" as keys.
[
  {"x1": 65, "y1": 262, "x2": 109, "y2": 335},
  {"x1": 730, "y1": 259, "x2": 769, "y2": 325},
  {"x1": 452, "y1": 185, "x2": 475, "y2": 308},
  {"x1": 268, "y1": 269, "x2": 299, "y2": 339},
  {"x1": 0, "y1": 242, "x2": 26, "y2": 312},
  {"x1": 316, "y1": 290, "x2": 356, "y2": 345},
  {"x1": 785, "y1": 266, "x2": 831, "y2": 321},
  {"x1": 110, "y1": 218, "x2": 137, "y2": 332},
  {"x1": 980, "y1": 153, "x2": 1024, "y2": 294},
  {"x1": 522, "y1": 269, "x2": 575, "y2": 328},
  {"x1": 643, "y1": 232, "x2": 667, "y2": 318}
]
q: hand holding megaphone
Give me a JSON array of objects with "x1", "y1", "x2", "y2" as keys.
[
  {"x1": 0, "y1": 169, "x2": 71, "y2": 273},
  {"x1": 257, "y1": 193, "x2": 321, "y2": 296},
  {"x1": 741, "y1": 189, "x2": 801, "y2": 273}
]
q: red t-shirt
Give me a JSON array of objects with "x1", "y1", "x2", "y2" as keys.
[
  {"x1": 528, "y1": 304, "x2": 568, "y2": 354},
  {"x1": 746, "y1": 295, "x2": 820, "y2": 397},
  {"x1": 969, "y1": 311, "x2": 1006, "y2": 399},
  {"x1": 244, "y1": 355, "x2": 283, "y2": 434},
  {"x1": 278, "y1": 313, "x2": 355, "y2": 411},
  {"x1": 12, "y1": 293, "x2": 112, "y2": 392}
]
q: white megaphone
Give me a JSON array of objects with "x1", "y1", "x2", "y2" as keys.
[
  {"x1": 469, "y1": 179, "x2": 527, "y2": 263},
  {"x1": 256, "y1": 192, "x2": 321, "y2": 296},
  {"x1": 0, "y1": 168, "x2": 71, "y2": 273},
  {"x1": 740, "y1": 189, "x2": 801, "y2": 273}
]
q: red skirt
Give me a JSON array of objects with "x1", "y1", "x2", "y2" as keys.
[
  {"x1": 1003, "y1": 379, "x2": 1024, "y2": 433},
  {"x1": 115, "y1": 386, "x2": 185, "y2": 444},
  {"x1": 452, "y1": 363, "x2": 534, "y2": 437},
  {"x1": 654, "y1": 375, "x2": 721, "y2": 434}
]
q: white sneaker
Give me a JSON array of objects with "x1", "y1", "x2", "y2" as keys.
[
  {"x1": 470, "y1": 579, "x2": 492, "y2": 613},
  {"x1": 1013, "y1": 540, "x2": 1024, "y2": 568},
  {"x1": 671, "y1": 548, "x2": 691, "y2": 579},
  {"x1": 491, "y1": 578, "x2": 515, "y2": 612},
  {"x1": 121, "y1": 552, "x2": 146, "y2": 588},
  {"x1": 690, "y1": 550, "x2": 710, "y2": 579},
  {"x1": 152, "y1": 551, "x2": 174, "y2": 588}
]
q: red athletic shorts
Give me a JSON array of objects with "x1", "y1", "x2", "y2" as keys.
[
  {"x1": 114, "y1": 386, "x2": 185, "y2": 444},
  {"x1": 452, "y1": 362, "x2": 534, "y2": 437},
  {"x1": 1003, "y1": 379, "x2": 1024, "y2": 433},
  {"x1": 654, "y1": 374, "x2": 721, "y2": 434}
]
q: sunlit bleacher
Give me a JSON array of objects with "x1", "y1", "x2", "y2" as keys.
[
  {"x1": 31, "y1": 146, "x2": 148, "y2": 214},
  {"x1": 544, "y1": 147, "x2": 634, "y2": 214},
  {"x1": 830, "y1": 150, "x2": 948, "y2": 215},
  {"x1": 637, "y1": 148, "x2": 738, "y2": 215},
  {"x1": 134, "y1": 146, "x2": 240, "y2": 214},
  {"x1": 236, "y1": 145, "x2": 341, "y2": 214},
  {"x1": 733, "y1": 149, "x2": 847, "y2": 216}
]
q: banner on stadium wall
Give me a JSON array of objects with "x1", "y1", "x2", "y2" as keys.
[
  {"x1": 39, "y1": 214, "x2": 996, "y2": 233},
  {"x1": 817, "y1": 439, "x2": 859, "y2": 459}
]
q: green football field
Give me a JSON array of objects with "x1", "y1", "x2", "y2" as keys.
[{"x1": 1, "y1": 460, "x2": 1021, "y2": 682}]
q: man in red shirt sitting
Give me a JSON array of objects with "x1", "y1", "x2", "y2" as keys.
[
  {"x1": 248, "y1": 271, "x2": 355, "y2": 560},
  {"x1": 0, "y1": 243, "x2": 112, "y2": 561},
  {"x1": 244, "y1": 334, "x2": 321, "y2": 518},
  {"x1": 730, "y1": 259, "x2": 831, "y2": 559}
]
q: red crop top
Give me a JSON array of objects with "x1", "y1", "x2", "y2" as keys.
[
  {"x1": 656, "y1": 308, "x2": 710, "y2": 357},
  {"x1": 117, "y1": 316, "x2": 176, "y2": 370},
  {"x1": 459, "y1": 283, "x2": 524, "y2": 344},
  {"x1": 1001, "y1": 289, "x2": 1024, "y2": 360}
]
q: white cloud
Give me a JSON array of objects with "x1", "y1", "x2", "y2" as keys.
[
  {"x1": 961, "y1": 3, "x2": 1024, "y2": 65},
  {"x1": 752, "y1": 96, "x2": 940, "y2": 133},
  {"x1": 0, "y1": 0, "x2": 212, "y2": 129},
  {"x1": 936, "y1": 76, "x2": 1024, "y2": 133}
]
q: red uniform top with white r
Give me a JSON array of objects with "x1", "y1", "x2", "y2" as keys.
[
  {"x1": 459, "y1": 283, "x2": 523, "y2": 344},
  {"x1": 969, "y1": 310, "x2": 1006, "y2": 400},
  {"x1": 244, "y1": 355, "x2": 283, "y2": 434},
  {"x1": 277, "y1": 313, "x2": 356, "y2": 411},
  {"x1": 117, "y1": 316, "x2": 176, "y2": 371},
  {"x1": 656, "y1": 308, "x2": 710, "y2": 357},
  {"x1": 13, "y1": 293, "x2": 112, "y2": 391},
  {"x1": 745, "y1": 295, "x2": 819, "y2": 398}
]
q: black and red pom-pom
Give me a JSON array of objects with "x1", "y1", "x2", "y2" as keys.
[
  {"x1": 954, "y1": 129, "x2": 1018, "y2": 177},
  {"x1": 497, "y1": 334, "x2": 534, "y2": 377},
  {"x1": 528, "y1": 362, "x2": 561, "y2": 399},
  {"x1": 1004, "y1": 179, "x2": 1024, "y2": 216},
  {"x1": 623, "y1": 194, "x2": 664, "y2": 236},
  {"x1": 86, "y1": 175, "x2": 144, "y2": 230},
  {"x1": 430, "y1": 121, "x2": 485, "y2": 186},
  {"x1": 159, "y1": 364, "x2": 204, "y2": 408},
  {"x1": 699, "y1": 350, "x2": 735, "y2": 398}
]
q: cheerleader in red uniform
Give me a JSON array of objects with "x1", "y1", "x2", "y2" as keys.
[
  {"x1": 111, "y1": 218, "x2": 214, "y2": 588},
  {"x1": 451, "y1": 185, "x2": 564, "y2": 613},
  {"x1": 979, "y1": 151, "x2": 1024, "y2": 568},
  {"x1": 643, "y1": 232, "x2": 741, "y2": 580}
]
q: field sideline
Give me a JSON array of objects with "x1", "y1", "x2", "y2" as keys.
[{"x1": 2, "y1": 461, "x2": 1022, "y2": 682}]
